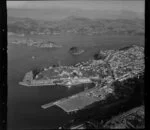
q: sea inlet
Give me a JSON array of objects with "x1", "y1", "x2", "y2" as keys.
[{"x1": 8, "y1": 34, "x2": 144, "y2": 129}]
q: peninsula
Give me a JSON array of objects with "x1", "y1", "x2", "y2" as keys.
[{"x1": 19, "y1": 45, "x2": 144, "y2": 113}]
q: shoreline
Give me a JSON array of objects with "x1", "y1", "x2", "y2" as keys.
[
  {"x1": 18, "y1": 82, "x2": 55, "y2": 87},
  {"x1": 40, "y1": 72, "x2": 144, "y2": 113}
]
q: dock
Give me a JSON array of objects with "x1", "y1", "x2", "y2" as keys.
[
  {"x1": 41, "y1": 86, "x2": 96, "y2": 109},
  {"x1": 55, "y1": 94, "x2": 97, "y2": 113},
  {"x1": 41, "y1": 85, "x2": 106, "y2": 113}
]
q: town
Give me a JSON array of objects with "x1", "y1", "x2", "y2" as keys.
[{"x1": 19, "y1": 45, "x2": 144, "y2": 113}]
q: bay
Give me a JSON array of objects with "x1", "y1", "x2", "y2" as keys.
[{"x1": 7, "y1": 34, "x2": 144, "y2": 129}]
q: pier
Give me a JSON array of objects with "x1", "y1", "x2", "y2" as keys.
[
  {"x1": 41, "y1": 102, "x2": 55, "y2": 109},
  {"x1": 41, "y1": 85, "x2": 106, "y2": 113}
]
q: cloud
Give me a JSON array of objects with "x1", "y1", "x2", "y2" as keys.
[{"x1": 7, "y1": 1, "x2": 144, "y2": 13}]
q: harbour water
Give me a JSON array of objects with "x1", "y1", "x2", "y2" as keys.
[{"x1": 7, "y1": 34, "x2": 144, "y2": 129}]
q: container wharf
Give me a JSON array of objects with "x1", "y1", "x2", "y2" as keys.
[
  {"x1": 41, "y1": 83, "x2": 108, "y2": 114},
  {"x1": 41, "y1": 86, "x2": 97, "y2": 110}
]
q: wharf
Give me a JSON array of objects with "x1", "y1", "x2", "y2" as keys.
[
  {"x1": 41, "y1": 87, "x2": 96, "y2": 110},
  {"x1": 40, "y1": 84, "x2": 109, "y2": 113},
  {"x1": 55, "y1": 94, "x2": 97, "y2": 113}
]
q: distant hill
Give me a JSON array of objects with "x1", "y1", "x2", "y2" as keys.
[
  {"x1": 7, "y1": 16, "x2": 144, "y2": 36},
  {"x1": 8, "y1": 8, "x2": 144, "y2": 21},
  {"x1": 116, "y1": 10, "x2": 144, "y2": 19}
]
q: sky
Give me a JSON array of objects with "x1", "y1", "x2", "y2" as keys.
[{"x1": 7, "y1": 1, "x2": 144, "y2": 13}]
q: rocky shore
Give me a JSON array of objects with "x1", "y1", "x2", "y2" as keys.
[{"x1": 69, "y1": 47, "x2": 85, "y2": 55}]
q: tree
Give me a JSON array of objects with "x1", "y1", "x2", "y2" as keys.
[
  {"x1": 32, "y1": 67, "x2": 43, "y2": 79},
  {"x1": 93, "y1": 52, "x2": 105, "y2": 60}
]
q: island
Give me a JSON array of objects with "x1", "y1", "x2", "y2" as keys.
[
  {"x1": 69, "y1": 47, "x2": 85, "y2": 55},
  {"x1": 11, "y1": 39, "x2": 62, "y2": 48},
  {"x1": 19, "y1": 45, "x2": 144, "y2": 114}
]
